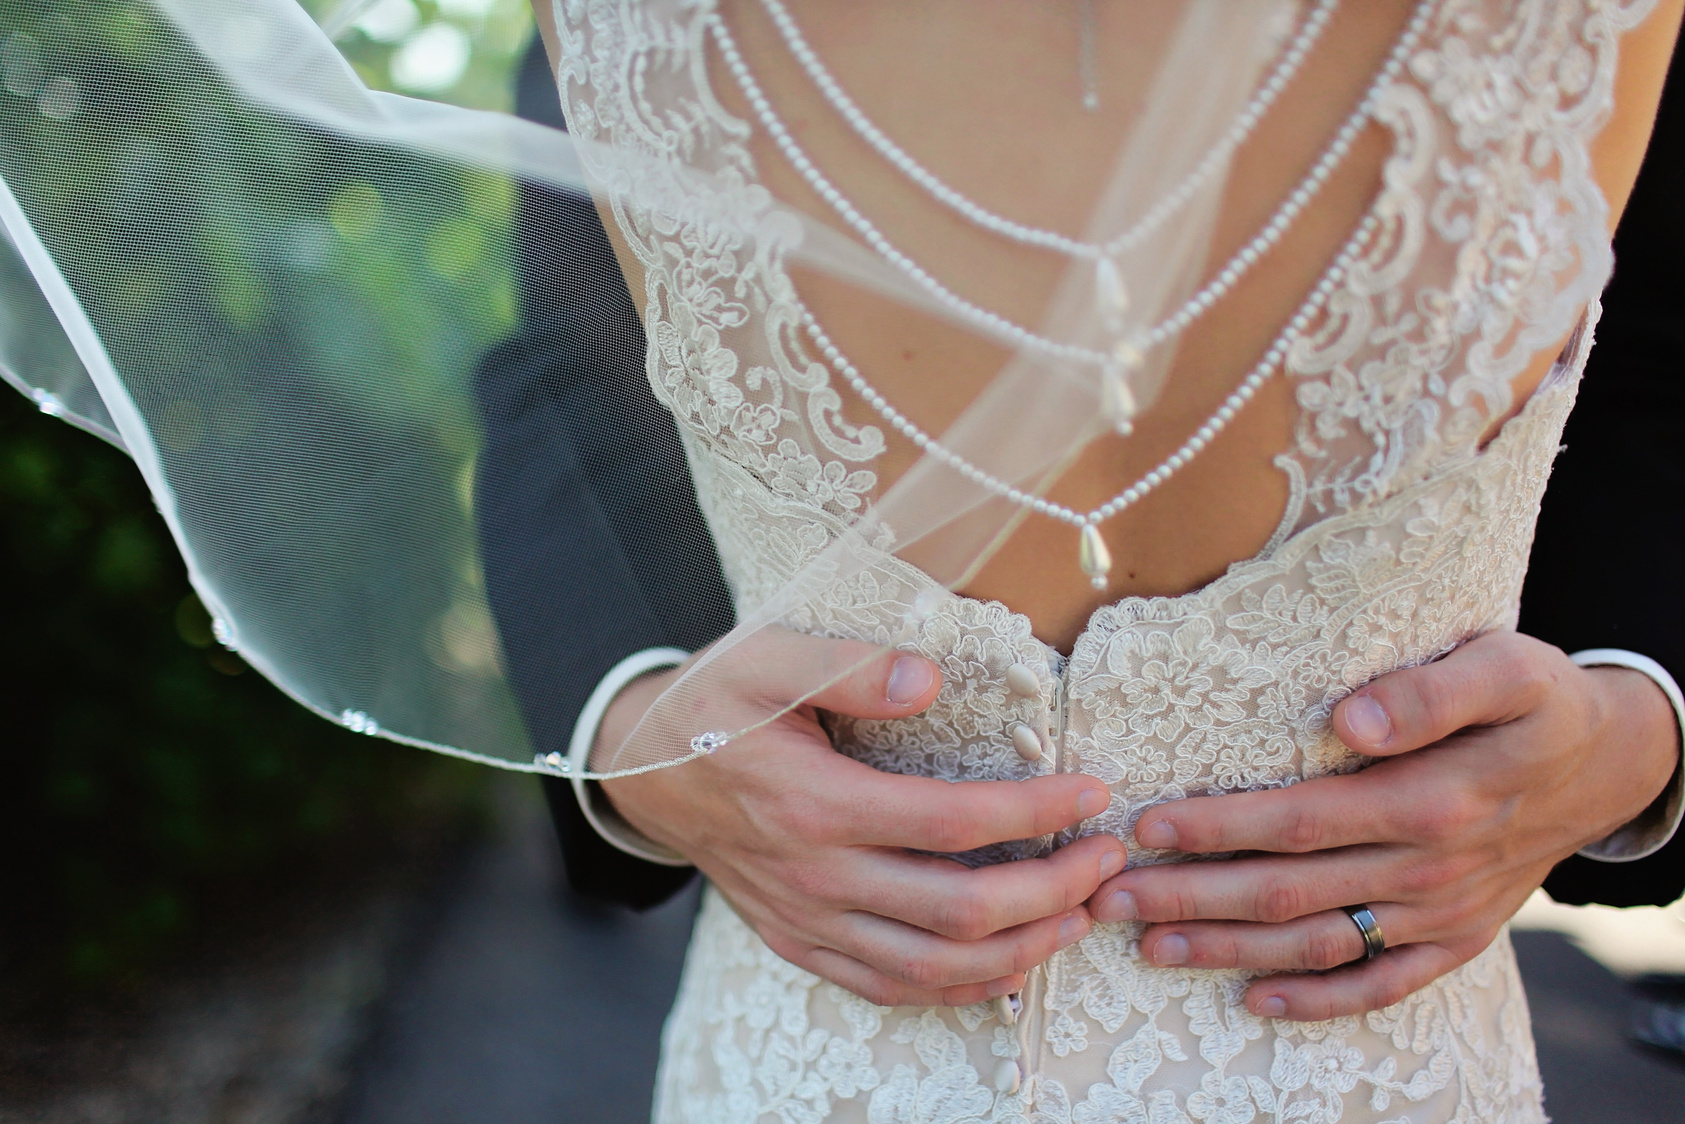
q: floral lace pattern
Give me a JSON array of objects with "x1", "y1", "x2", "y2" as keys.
[
  {"x1": 550, "y1": 0, "x2": 1653, "y2": 1120},
  {"x1": 658, "y1": 375, "x2": 1565, "y2": 1124}
]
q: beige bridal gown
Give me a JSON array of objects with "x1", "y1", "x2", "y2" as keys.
[{"x1": 552, "y1": 0, "x2": 1651, "y2": 1119}]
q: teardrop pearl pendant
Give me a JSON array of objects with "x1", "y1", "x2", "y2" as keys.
[
  {"x1": 1094, "y1": 255, "x2": 1131, "y2": 324},
  {"x1": 1079, "y1": 523, "x2": 1112, "y2": 590},
  {"x1": 1099, "y1": 366, "x2": 1137, "y2": 437}
]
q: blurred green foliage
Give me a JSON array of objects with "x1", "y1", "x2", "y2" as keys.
[
  {"x1": 0, "y1": 384, "x2": 485, "y2": 989},
  {"x1": 0, "y1": 2, "x2": 539, "y2": 990},
  {"x1": 307, "y1": 0, "x2": 534, "y2": 112},
  {"x1": 0, "y1": 0, "x2": 538, "y2": 757}
]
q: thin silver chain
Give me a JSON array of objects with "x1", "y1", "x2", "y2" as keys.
[{"x1": 1077, "y1": 0, "x2": 1101, "y2": 112}]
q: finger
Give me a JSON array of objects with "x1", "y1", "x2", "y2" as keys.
[
  {"x1": 1331, "y1": 631, "x2": 1561, "y2": 756},
  {"x1": 839, "y1": 763, "x2": 1112, "y2": 852},
  {"x1": 802, "y1": 945, "x2": 1026, "y2": 1009},
  {"x1": 743, "y1": 630, "x2": 945, "y2": 719},
  {"x1": 719, "y1": 884, "x2": 1028, "y2": 1006},
  {"x1": 732, "y1": 740, "x2": 1111, "y2": 858},
  {"x1": 1243, "y1": 941, "x2": 1464, "y2": 1021},
  {"x1": 860, "y1": 835, "x2": 1127, "y2": 939},
  {"x1": 1130, "y1": 771, "x2": 1409, "y2": 855},
  {"x1": 1090, "y1": 850, "x2": 1397, "y2": 925},
  {"x1": 832, "y1": 906, "x2": 1092, "y2": 991},
  {"x1": 1136, "y1": 903, "x2": 1412, "y2": 972}
]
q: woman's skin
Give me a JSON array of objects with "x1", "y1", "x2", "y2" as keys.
[{"x1": 533, "y1": 2, "x2": 1685, "y2": 1016}]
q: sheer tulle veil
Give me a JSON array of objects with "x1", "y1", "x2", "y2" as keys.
[{"x1": 0, "y1": 0, "x2": 1320, "y2": 778}]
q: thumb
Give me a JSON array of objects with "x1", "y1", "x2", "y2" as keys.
[
  {"x1": 807, "y1": 646, "x2": 943, "y2": 719},
  {"x1": 1332, "y1": 632, "x2": 1555, "y2": 756},
  {"x1": 734, "y1": 627, "x2": 943, "y2": 720}
]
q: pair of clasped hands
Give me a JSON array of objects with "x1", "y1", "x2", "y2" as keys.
[{"x1": 599, "y1": 630, "x2": 1679, "y2": 1019}]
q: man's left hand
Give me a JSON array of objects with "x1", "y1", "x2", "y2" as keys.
[{"x1": 1085, "y1": 630, "x2": 1680, "y2": 1021}]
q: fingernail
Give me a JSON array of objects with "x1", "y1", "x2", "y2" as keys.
[
  {"x1": 1057, "y1": 913, "x2": 1089, "y2": 949},
  {"x1": 1152, "y1": 933, "x2": 1189, "y2": 966},
  {"x1": 1137, "y1": 820, "x2": 1177, "y2": 849},
  {"x1": 886, "y1": 657, "x2": 934, "y2": 705},
  {"x1": 1099, "y1": 889, "x2": 1137, "y2": 921},
  {"x1": 987, "y1": 975, "x2": 1020, "y2": 998},
  {"x1": 1099, "y1": 849, "x2": 1125, "y2": 879},
  {"x1": 1077, "y1": 788, "x2": 1110, "y2": 818},
  {"x1": 1256, "y1": 996, "x2": 1287, "y2": 1018},
  {"x1": 1345, "y1": 695, "x2": 1391, "y2": 747}
]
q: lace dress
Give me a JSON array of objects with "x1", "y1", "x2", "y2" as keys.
[{"x1": 552, "y1": 0, "x2": 1652, "y2": 1120}]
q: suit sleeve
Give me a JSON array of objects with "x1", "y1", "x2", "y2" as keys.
[
  {"x1": 1526, "y1": 34, "x2": 1685, "y2": 909},
  {"x1": 471, "y1": 40, "x2": 734, "y2": 911}
]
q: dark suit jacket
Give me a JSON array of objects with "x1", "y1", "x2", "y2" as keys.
[
  {"x1": 1524, "y1": 32, "x2": 1685, "y2": 908},
  {"x1": 478, "y1": 38, "x2": 1684, "y2": 913},
  {"x1": 472, "y1": 43, "x2": 725, "y2": 908}
]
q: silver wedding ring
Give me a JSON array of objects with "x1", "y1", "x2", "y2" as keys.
[{"x1": 1343, "y1": 905, "x2": 1386, "y2": 961}]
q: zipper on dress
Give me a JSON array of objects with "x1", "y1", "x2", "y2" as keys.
[{"x1": 1048, "y1": 666, "x2": 1067, "y2": 774}]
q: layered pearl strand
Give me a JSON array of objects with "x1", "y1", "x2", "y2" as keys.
[
  {"x1": 701, "y1": 0, "x2": 1434, "y2": 586},
  {"x1": 802, "y1": 212, "x2": 1381, "y2": 589},
  {"x1": 707, "y1": 0, "x2": 1431, "y2": 398},
  {"x1": 753, "y1": 0, "x2": 1341, "y2": 262}
]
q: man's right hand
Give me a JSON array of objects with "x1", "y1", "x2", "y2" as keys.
[{"x1": 597, "y1": 632, "x2": 1121, "y2": 1008}]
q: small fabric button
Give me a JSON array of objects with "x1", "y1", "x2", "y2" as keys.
[
  {"x1": 993, "y1": 1058, "x2": 1022, "y2": 1094},
  {"x1": 1004, "y1": 663, "x2": 1040, "y2": 697},
  {"x1": 1010, "y1": 723, "x2": 1043, "y2": 762},
  {"x1": 993, "y1": 993, "x2": 1020, "y2": 1026}
]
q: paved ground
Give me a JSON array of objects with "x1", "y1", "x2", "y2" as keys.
[
  {"x1": 334, "y1": 785, "x2": 699, "y2": 1124},
  {"x1": 336, "y1": 780, "x2": 1685, "y2": 1123},
  {"x1": 0, "y1": 847, "x2": 445, "y2": 1124},
  {"x1": 1512, "y1": 930, "x2": 1685, "y2": 1122}
]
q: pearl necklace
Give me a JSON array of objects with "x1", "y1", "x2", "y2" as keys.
[
  {"x1": 707, "y1": 0, "x2": 1431, "y2": 432},
  {"x1": 753, "y1": 0, "x2": 1340, "y2": 265},
  {"x1": 804, "y1": 212, "x2": 1380, "y2": 589},
  {"x1": 701, "y1": 1, "x2": 1432, "y2": 585}
]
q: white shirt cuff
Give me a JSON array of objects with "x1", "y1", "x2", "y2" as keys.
[
  {"x1": 568, "y1": 646, "x2": 694, "y2": 867},
  {"x1": 1570, "y1": 649, "x2": 1685, "y2": 863}
]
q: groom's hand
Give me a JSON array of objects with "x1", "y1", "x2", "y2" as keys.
[
  {"x1": 1086, "y1": 630, "x2": 1680, "y2": 1020},
  {"x1": 598, "y1": 632, "x2": 1124, "y2": 1008}
]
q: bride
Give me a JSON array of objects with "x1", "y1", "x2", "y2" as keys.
[
  {"x1": 527, "y1": 1, "x2": 1683, "y2": 1121},
  {"x1": 1, "y1": 0, "x2": 1680, "y2": 1120}
]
